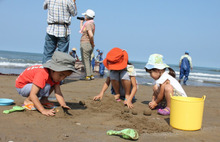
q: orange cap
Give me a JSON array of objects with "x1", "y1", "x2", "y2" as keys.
[{"x1": 103, "y1": 47, "x2": 128, "y2": 70}]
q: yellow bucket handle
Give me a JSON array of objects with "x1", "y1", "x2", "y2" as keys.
[{"x1": 202, "y1": 95, "x2": 206, "y2": 100}]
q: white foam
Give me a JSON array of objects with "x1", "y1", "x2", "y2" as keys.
[{"x1": 0, "y1": 62, "x2": 40, "y2": 68}]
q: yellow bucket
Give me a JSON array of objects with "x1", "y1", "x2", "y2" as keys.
[{"x1": 170, "y1": 95, "x2": 206, "y2": 131}]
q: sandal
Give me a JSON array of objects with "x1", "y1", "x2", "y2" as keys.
[
  {"x1": 42, "y1": 102, "x2": 56, "y2": 109},
  {"x1": 154, "y1": 104, "x2": 164, "y2": 110},
  {"x1": 22, "y1": 103, "x2": 36, "y2": 110},
  {"x1": 116, "y1": 99, "x2": 121, "y2": 102},
  {"x1": 124, "y1": 99, "x2": 127, "y2": 105},
  {"x1": 157, "y1": 107, "x2": 170, "y2": 115}
]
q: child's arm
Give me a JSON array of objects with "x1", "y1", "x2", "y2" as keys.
[
  {"x1": 93, "y1": 77, "x2": 110, "y2": 100},
  {"x1": 54, "y1": 84, "x2": 70, "y2": 109},
  {"x1": 149, "y1": 80, "x2": 168, "y2": 109},
  {"x1": 126, "y1": 76, "x2": 137, "y2": 108},
  {"x1": 29, "y1": 84, "x2": 55, "y2": 116}
]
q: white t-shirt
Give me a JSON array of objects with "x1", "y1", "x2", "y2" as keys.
[{"x1": 155, "y1": 72, "x2": 187, "y2": 97}]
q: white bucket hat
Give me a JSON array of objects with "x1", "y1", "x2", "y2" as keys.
[
  {"x1": 145, "y1": 54, "x2": 169, "y2": 70},
  {"x1": 82, "y1": 9, "x2": 95, "y2": 18}
]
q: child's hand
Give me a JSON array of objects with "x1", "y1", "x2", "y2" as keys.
[
  {"x1": 124, "y1": 100, "x2": 134, "y2": 109},
  {"x1": 93, "y1": 94, "x2": 102, "y2": 101},
  {"x1": 41, "y1": 109, "x2": 55, "y2": 116},
  {"x1": 62, "y1": 105, "x2": 71, "y2": 110},
  {"x1": 127, "y1": 101, "x2": 134, "y2": 109},
  {"x1": 149, "y1": 101, "x2": 157, "y2": 110}
]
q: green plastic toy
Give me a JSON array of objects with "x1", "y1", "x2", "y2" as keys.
[
  {"x1": 3, "y1": 106, "x2": 25, "y2": 114},
  {"x1": 107, "y1": 128, "x2": 139, "y2": 140}
]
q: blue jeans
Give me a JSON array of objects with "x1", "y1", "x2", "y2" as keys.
[{"x1": 42, "y1": 33, "x2": 70, "y2": 64}]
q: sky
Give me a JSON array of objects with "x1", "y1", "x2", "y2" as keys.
[{"x1": 0, "y1": 0, "x2": 220, "y2": 68}]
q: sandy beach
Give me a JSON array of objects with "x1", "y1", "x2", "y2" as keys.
[{"x1": 0, "y1": 75, "x2": 220, "y2": 142}]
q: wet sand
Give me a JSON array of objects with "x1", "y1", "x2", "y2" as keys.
[{"x1": 0, "y1": 75, "x2": 219, "y2": 142}]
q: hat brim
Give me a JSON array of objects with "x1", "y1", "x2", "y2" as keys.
[
  {"x1": 103, "y1": 51, "x2": 128, "y2": 70},
  {"x1": 144, "y1": 64, "x2": 169, "y2": 70},
  {"x1": 43, "y1": 60, "x2": 78, "y2": 73}
]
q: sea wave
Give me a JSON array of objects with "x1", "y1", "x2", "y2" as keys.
[
  {"x1": 0, "y1": 62, "x2": 40, "y2": 68},
  {"x1": 135, "y1": 69, "x2": 220, "y2": 85},
  {"x1": 135, "y1": 68, "x2": 220, "y2": 78}
]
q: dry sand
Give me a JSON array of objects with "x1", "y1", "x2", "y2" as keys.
[{"x1": 0, "y1": 75, "x2": 220, "y2": 142}]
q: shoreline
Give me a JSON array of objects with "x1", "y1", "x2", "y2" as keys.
[
  {"x1": 0, "y1": 75, "x2": 220, "y2": 141},
  {"x1": 1, "y1": 72, "x2": 219, "y2": 88}
]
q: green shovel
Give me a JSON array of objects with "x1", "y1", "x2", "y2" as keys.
[
  {"x1": 107, "y1": 128, "x2": 139, "y2": 140},
  {"x1": 3, "y1": 106, "x2": 25, "y2": 114}
]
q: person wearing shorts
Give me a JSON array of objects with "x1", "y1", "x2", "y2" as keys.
[{"x1": 102, "y1": 47, "x2": 136, "y2": 108}]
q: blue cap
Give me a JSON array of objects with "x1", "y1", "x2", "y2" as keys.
[
  {"x1": 96, "y1": 49, "x2": 100, "y2": 51},
  {"x1": 185, "y1": 51, "x2": 189, "y2": 54}
]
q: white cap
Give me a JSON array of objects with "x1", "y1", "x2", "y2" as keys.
[{"x1": 82, "y1": 9, "x2": 95, "y2": 18}]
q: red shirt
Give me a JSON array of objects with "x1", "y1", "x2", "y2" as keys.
[{"x1": 15, "y1": 65, "x2": 59, "y2": 89}]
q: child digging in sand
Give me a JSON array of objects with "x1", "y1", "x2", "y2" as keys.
[
  {"x1": 93, "y1": 62, "x2": 137, "y2": 108},
  {"x1": 93, "y1": 47, "x2": 137, "y2": 108},
  {"x1": 15, "y1": 51, "x2": 77, "y2": 116},
  {"x1": 145, "y1": 54, "x2": 187, "y2": 115}
]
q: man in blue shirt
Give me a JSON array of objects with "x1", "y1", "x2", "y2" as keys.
[{"x1": 179, "y1": 51, "x2": 193, "y2": 85}]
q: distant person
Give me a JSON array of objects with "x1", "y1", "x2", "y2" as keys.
[
  {"x1": 179, "y1": 51, "x2": 193, "y2": 85},
  {"x1": 42, "y1": 0, "x2": 77, "y2": 63},
  {"x1": 79, "y1": 9, "x2": 95, "y2": 81},
  {"x1": 145, "y1": 54, "x2": 187, "y2": 115},
  {"x1": 91, "y1": 52, "x2": 95, "y2": 71},
  {"x1": 95, "y1": 49, "x2": 101, "y2": 59},
  {"x1": 93, "y1": 47, "x2": 137, "y2": 108},
  {"x1": 96, "y1": 50, "x2": 105, "y2": 76},
  {"x1": 69, "y1": 48, "x2": 79, "y2": 61},
  {"x1": 15, "y1": 51, "x2": 77, "y2": 116}
]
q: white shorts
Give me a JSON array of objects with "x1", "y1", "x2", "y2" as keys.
[{"x1": 109, "y1": 69, "x2": 130, "y2": 81}]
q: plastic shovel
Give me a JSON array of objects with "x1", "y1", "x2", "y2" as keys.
[
  {"x1": 107, "y1": 128, "x2": 139, "y2": 140},
  {"x1": 3, "y1": 106, "x2": 25, "y2": 114}
]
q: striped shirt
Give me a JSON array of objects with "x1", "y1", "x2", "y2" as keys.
[{"x1": 44, "y1": 0, "x2": 77, "y2": 37}]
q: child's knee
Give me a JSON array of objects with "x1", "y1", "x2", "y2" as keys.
[
  {"x1": 153, "y1": 84, "x2": 159, "y2": 92},
  {"x1": 164, "y1": 84, "x2": 173, "y2": 93}
]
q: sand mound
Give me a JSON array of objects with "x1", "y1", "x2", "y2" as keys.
[{"x1": 75, "y1": 94, "x2": 173, "y2": 134}]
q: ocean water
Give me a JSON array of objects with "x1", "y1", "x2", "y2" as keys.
[{"x1": 0, "y1": 50, "x2": 220, "y2": 87}]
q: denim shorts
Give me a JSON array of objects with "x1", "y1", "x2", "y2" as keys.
[
  {"x1": 109, "y1": 70, "x2": 130, "y2": 81},
  {"x1": 16, "y1": 83, "x2": 51, "y2": 98}
]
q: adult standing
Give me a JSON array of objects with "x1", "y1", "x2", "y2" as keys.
[
  {"x1": 179, "y1": 51, "x2": 193, "y2": 85},
  {"x1": 79, "y1": 9, "x2": 95, "y2": 81},
  {"x1": 42, "y1": 0, "x2": 77, "y2": 64}
]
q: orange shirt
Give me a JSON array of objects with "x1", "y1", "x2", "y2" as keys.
[{"x1": 15, "y1": 65, "x2": 59, "y2": 89}]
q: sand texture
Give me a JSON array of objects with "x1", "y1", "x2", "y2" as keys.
[{"x1": 0, "y1": 75, "x2": 220, "y2": 142}]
